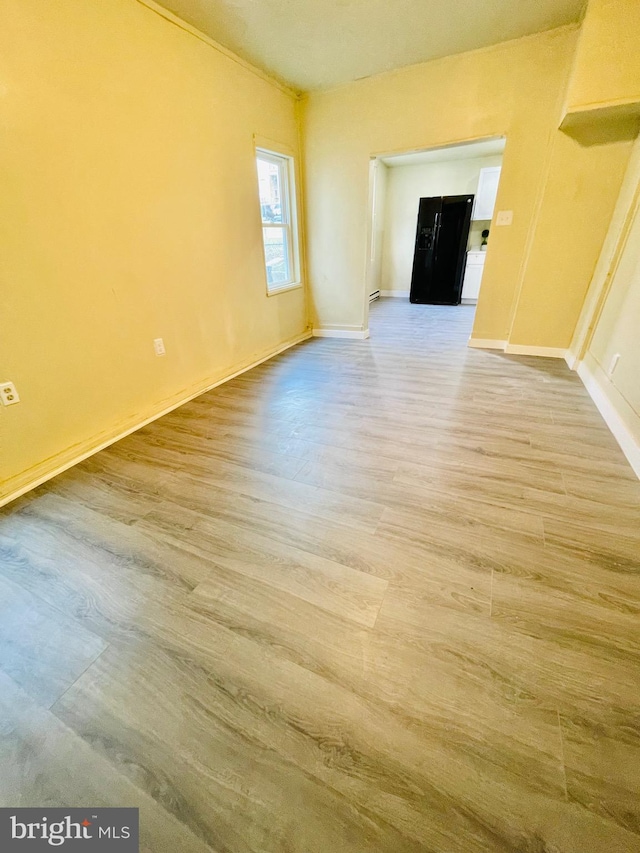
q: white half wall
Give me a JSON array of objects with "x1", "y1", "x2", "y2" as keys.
[
  {"x1": 578, "y1": 354, "x2": 640, "y2": 478},
  {"x1": 368, "y1": 159, "x2": 389, "y2": 298},
  {"x1": 570, "y1": 134, "x2": 640, "y2": 480}
]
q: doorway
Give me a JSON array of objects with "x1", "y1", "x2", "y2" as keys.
[{"x1": 366, "y1": 136, "x2": 506, "y2": 328}]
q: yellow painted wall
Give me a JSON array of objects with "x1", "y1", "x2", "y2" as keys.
[
  {"x1": 507, "y1": 128, "x2": 632, "y2": 347},
  {"x1": 564, "y1": 0, "x2": 640, "y2": 121},
  {"x1": 301, "y1": 26, "x2": 633, "y2": 348},
  {"x1": 0, "y1": 0, "x2": 307, "y2": 503}
]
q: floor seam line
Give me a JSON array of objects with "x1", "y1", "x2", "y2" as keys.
[
  {"x1": 556, "y1": 708, "x2": 569, "y2": 802},
  {"x1": 489, "y1": 568, "x2": 494, "y2": 617},
  {"x1": 48, "y1": 641, "x2": 111, "y2": 715}
]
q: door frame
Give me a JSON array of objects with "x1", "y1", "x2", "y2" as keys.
[{"x1": 364, "y1": 133, "x2": 507, "y2": 334}]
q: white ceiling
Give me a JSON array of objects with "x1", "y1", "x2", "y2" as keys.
[
  {"x1": 153, "y1": 0, "x2": 585, "y2": 92},
  {"x1": 380, "y1": 137, "x2": 506, "y2": 168}
]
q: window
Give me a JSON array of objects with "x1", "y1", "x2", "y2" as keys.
[{"x1": 256, "y1": 148, "x2": 299, "y2": 293}]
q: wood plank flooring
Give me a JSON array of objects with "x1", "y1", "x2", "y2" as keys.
[{"x1": 1, "y1": 298, "x2": 639, "y2": 852}]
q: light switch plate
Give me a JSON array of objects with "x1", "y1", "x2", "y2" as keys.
[
  {"x1": 153, "y1": 338, "x2": 166, "y2": 356},
  {"x1": 496, "y1": 210, "x2": 513, "y2": 226}
]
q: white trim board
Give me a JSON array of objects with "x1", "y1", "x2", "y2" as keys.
[
  {"x1": 564, "y1": 349, "x2": 580, "y2": 370},
  {"x1": 468, "y1": 338, "x2": 507, "y2": 350},
  {"x1": 380, "y1": 290, "x2": 410, "y2": 298},
  {"x1": 468, "y1": 339, "x2": 568, "y2": 358},
  {"x1": 577, "y1": 355, "x2": 640, "y2": 479},
  {"x1": 504, "y1": 344, "x2": 567, "y2": 358},
  {"x1": 312, "y1": 327, "x2": 370, "y2": 339},
  {"x1": 0, "y1": 329, "x2": 312, "y2": 508}
]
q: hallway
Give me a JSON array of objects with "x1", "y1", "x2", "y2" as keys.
[{"x1": 1, "y1": 298, "x2": 639, "y2": 852}]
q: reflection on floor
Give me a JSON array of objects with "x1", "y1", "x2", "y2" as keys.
[{"x1": 1, "y1": 297, "x2": 639, "y2": 852}]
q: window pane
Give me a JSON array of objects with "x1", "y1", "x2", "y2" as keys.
[
  {"x1": 257, "y1": 157, "x2": 283, "y2": 224},
  {"x1": 256, "y1": 149, "x2": 298, "y2": 293},
  {"x1": 262, "y1": 227, "x2": 290, "y2": 286}
]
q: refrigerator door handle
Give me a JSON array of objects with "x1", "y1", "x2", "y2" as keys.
[{"x1": 433, "y1": 209, "x2": 441, "y2": 262}]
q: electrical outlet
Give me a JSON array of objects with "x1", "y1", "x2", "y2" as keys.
[
  {"x1": 0, "y1": 381, "x2": 20, "y2": 406},
  {"x1": 495, "y1": 210, "x2": 513, "y2": 226},
  {"x1": 153, "y1": 338, "x2": 166, "y2": 356},
  {"x1": 608, "y1": 353, "x2": 621, "y2": 376}
]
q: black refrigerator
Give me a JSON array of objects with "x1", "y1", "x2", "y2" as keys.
[{"x1": 409, "y1": 194, "x2": 474, "y2": 305}]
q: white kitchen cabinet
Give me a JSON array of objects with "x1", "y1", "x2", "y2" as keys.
[
  {"x1": 461, "y1": 251, "x2": 485, "y2": 302},
  {"x1": 472, "y1": 166, "x2": 501, "y2": 220}
]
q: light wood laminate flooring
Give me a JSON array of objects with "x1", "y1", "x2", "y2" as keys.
[{"x1": 1, "y1": 298, "x2": 640, "y2": 852}]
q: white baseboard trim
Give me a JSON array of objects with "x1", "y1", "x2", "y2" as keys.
[
  {"x1": 564, "y1": 349, "x2": 579, "y2": 370},
  {"x1": 576, "y1": 354, "x2": 640, "y2": 479},
  {"x1": 461, "y1": 298, "x2": 477, "y2": 305},
  {"x1": 312, "y1": 327, "x2": 370, "y2": 339},
  {"x1": 380, "y1": 290, "x2": 410, "y2": 298},
  {"x1": 0, "y1": 329, "x2": 313, "y2": 508},
  {"x1": 504, "y1": 344, "x2": 567, "y2": 358},
  {"x1": 469, "y1": 339, "x2": 568, "y2": 358},
  {"x1": 468, "y1": 338, "x2": 507, "y2": 351}
]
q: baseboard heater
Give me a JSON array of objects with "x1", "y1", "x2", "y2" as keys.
[{"x1": 369, "y1": 290, "x2": 380, "y2": 302}]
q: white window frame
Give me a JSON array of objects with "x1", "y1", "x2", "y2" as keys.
[{"x1": 256, "y1": 147, "x2": 301, "y2": 295}]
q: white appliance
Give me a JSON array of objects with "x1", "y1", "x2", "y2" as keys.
[{"x1": 461, "y1": 251, "x2": 485, "y2": 303}]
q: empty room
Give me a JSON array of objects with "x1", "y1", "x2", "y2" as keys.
[{"x1": 1, "y1": 0, "x2": 640, "y2": 851}]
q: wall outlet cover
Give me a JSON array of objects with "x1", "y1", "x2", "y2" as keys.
[
  {"x1": 153, "y1": 338, "x2": 166, "y2": 356},
  {"x1": 496, "y1": 210, "x2": 513, "y2": 226},
  {"x1": 0, "y1": 381, "x2": 20, "y2": 406}
]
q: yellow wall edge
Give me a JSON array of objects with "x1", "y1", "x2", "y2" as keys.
[{"x1": 134, "y1": 0, "x2": 299, "y2": 97}]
